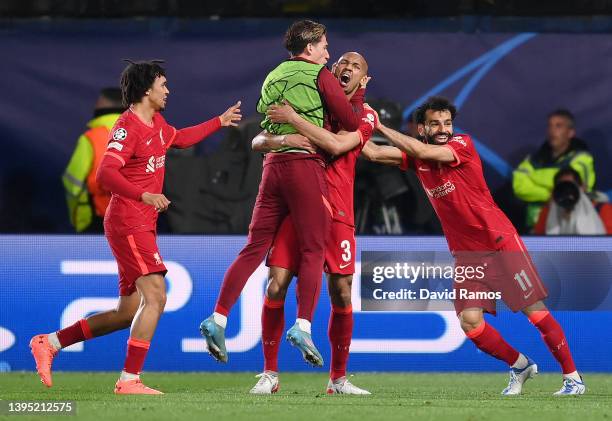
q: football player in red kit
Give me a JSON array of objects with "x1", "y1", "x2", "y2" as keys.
[
  {"x1": 29, "y1": 60, "x2": 241, "y2": 394},
  {"x1": 369, "y1": 96, "x2": 584, "y2": 396},
  {"x1": 199, "y1": 21, "x2": 365, "y2": 367},
  {"x1": 248, "y1": 52, "x2": 376, "y2": 395}
]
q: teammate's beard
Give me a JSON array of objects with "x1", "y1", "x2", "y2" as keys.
[{"x1": 424, "y1": 131, "x2": 453, "y2": 145}]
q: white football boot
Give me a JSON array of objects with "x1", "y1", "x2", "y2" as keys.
[
  {"x1": 553, "y1": 376, "x2": 586, "y2": 396},
  {"x1": 501, "y1": 355, "x2": 538, "y2": 395},
  {"x1": 326, "y1": 377, "x2": 371, "y2": 395},
  {"x1": 249, "y1": 372, "x2": 279, "y2": 394}
]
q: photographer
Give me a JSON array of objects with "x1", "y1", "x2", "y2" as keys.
[
  {"x1": 512, "y1": 109, "x2": 595, "y2": 231},
  {"x1": 534, "y1": 168, "x2": 611, "y2": 235}
]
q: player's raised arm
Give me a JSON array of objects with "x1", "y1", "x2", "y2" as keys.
[
  {"x1": 251, "y1": 130, "x2": 316, "y2": 153},
  {"x1": 170, "y1": 101, "x2": 242, "y2": 149},
  {"x1": 267, "y1": 102, "x2": 360, "y2": 156},
  {"x1": 360, "y1": 141, "x2": 405, "y2": 167},
  {"x1": 377, "y1": 123, "x2": 455, "y2": 163}
]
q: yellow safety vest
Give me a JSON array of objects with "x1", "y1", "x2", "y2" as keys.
[
  {"x1": 512, "y1": 147, "x2": 595, "y2": 229},
  {"x1": 62, "y1": 114, "x2": 120, "y2": 232}
]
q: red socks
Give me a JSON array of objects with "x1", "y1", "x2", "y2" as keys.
[
  {"x1": 328, "y1": 304, "x2": 353, "y2": 380},
  {"x1": 261, "y1": 297, "x2": 285, "y2": 372},
  {"x1": 123, "y1": 337, "x2": 151, "y2": 375},
  {"x1": 529, "y1": 311, "x2": 577, "y2": 374},
  {"x1": 56, "y1": 319, "x2": 93, "y2": 348},
  {"x1": 466, "y1": 312, "x2": 577, "y2": 375},
  {"x1": 466, "y1": 321, "x2": 519, "y2": 366},
  {"x1": 260, "y1": 300, "x2": 355, "y2": 378}
]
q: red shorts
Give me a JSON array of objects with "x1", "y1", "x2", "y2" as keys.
[
  {"x1": 106, "y1": 231, "x2": 167, "y2": 296},
  {"x1": 267, "y1": 216, "x2": 356, "y2": 275},
  {"x1": 453, "y1": 234, "x2": 548, "y2": 315}
]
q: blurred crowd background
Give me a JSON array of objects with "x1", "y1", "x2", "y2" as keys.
[{"x1": 1, "y1": 1, "x2": 611, "y2": 236}]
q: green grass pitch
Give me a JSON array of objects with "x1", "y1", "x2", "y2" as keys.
[{"x1": 1, "y1": 372, "x2": 611, "y2": 421}]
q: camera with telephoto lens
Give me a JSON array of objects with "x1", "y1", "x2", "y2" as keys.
[{"x1": 552, "y1": 180, "x2": 580, "y2": 211}]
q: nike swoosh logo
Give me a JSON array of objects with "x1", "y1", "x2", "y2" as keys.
[
  {"x1": 339, "y1": 262, "x2": 351, "y2": 269},
  {"x1": 146, "y1": 138, "x2": 153, "y2": 145},
  {"x1": 418, "y1": 166, "x2": 430, "y2": 171},
  {"x1": 524, "y1": 290, "x2": 534, "y2": 299}
]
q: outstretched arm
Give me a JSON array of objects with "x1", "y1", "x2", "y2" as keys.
[
  {"x1": 377, "y1": 123, "x2": 455, "y2": 163},
  {"x1": 267, "y1": 103, "x2": 360, "y2": 156},
  {"x1": 361, "y1": 142, "x2": 405, "y2": 167},
  {"x1": 171, "y1": 101, "x2": 242, "y2": 149}
]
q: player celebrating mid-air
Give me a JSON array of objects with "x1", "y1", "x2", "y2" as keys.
[
  {"x1": 368, "y1": 96, "x2": 584, "y2": 396},
  {"x1": 200, "y1": 20, "x2": 364, "y2": 366},
  {"x1": 30, "y1": 60, "x2": 241, "y2": 395},
  {"x1": 248, "y1": 52, "x2": 375, "y2": 394}
]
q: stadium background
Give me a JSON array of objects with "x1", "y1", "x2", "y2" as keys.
[{"x1": 1, "y1": 1, "x2": 611, "y2": 376}]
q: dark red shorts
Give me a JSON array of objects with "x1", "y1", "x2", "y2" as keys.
[
  {"x1": 106, "y1": 231, "x2": 167, "y2": 296},
  {"x1": 453, "y1": 234, "x2": 548, "y2": 315},
  {"x1": 267, "y1": 216, "x2": 356, "y2": 275}
]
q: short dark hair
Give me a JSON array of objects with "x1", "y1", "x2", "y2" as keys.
[
  {"x1": 119, "y1": 60, "x2": 166, "y2": 107},
  {"x1": 284, "y1": 20, "x2": 327, "y2": 56},
  {"x1": 99, "y1": 87, "x2": 123, "y2": 107},
  {"x1": 413, "y1": 96, "x2": 457, "y2": 125},
  {"x1": 554, "y1": 167, "x2": 582, "y2": 185},
  {"x1": 548, "y1": 108, "x2": 575, "y2": 128}
]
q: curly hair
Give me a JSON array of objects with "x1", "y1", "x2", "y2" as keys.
[
  {"x1": 119, "y1": 60, "x2": 166, "y2": 107},
  {"x1": 413, "y1": 96, "x2": 457, "y2": 125}
]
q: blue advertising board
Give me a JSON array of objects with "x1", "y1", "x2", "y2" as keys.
[{"x1": 0, "y1": 235, "x2": 611, "y2": 372}]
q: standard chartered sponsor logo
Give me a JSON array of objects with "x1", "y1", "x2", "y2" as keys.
[
  {"x1": 426, "y1": 181, "x2": 455, "y2": 199},
  {"x1": 146, "y1": 156, "x2": 155, "y2": 173},
  {"x1": 449, "y1": 136, "x2": 466, "y2": 146},
  {"x1": 145, "y1": 156, "x2": 166, "y2": 173}
]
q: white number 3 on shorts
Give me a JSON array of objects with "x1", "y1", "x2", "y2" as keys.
[{"x1": 340, "y1": 240, "x2": 351, "y2": 263}]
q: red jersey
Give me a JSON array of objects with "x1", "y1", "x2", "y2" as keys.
[
  {"x1": 409, "y1": 134, "x2": 517, "y2": 252},
  {"x1": 102, "y1": 110, "x2": 176, "y2": 236},
  {"x1": 326, "y1": 110, "x2": 377, "y2": 227}
]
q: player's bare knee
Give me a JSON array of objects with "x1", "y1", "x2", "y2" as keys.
[
  {"x1": 266, "y1": 267, "x2": 292, "y2": 301},
  {"x1": 152, "y1": 291, "x2": 167, "y2": 312},
  {"x1": 116, "y1": 308, "x2": 137, "y2": 328},
  {"x1": 328, "y1": 275, "x2": 352, "y2": 307},
  {"x1": 460, "y1": 320, "x2": 479, "y2": 333},
  {"x1": 330, "y1": 289, "x2": 352, "y2": 307},
  {"x1": 141, "y1": 288, "x2": 166, "y2": 312},
  {"x1": 266, "y1": 280, "x2": 288, "y2": 301},
  {"x1": 118, "y1": 313, "x2": 134, "y2": 329},
  {"x1": 137, "y1": 274, "x2": 166, "y2": 309},
  {"x1": 144, "y1": 296, "x2": 166, "y2": 314},
  {"x1": 459, "y1": 311, "x2": 483, "y2": 333},
  {"x1": 522, "y1": 300, "x2": 547, "y2": 316}
]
